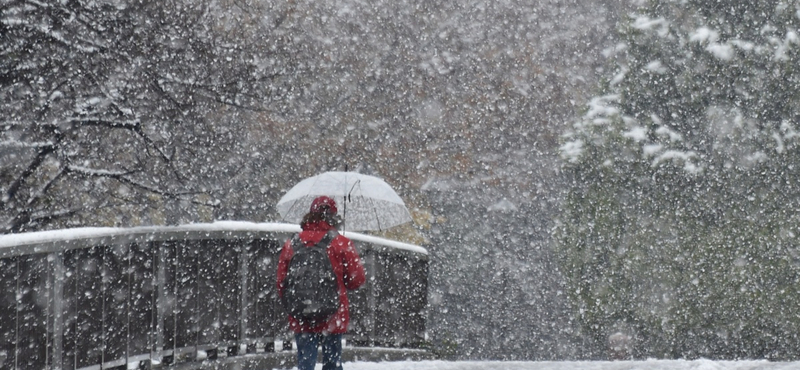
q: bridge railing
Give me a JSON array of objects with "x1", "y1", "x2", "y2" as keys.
[{"x1": 0, "y1": 221, "x2": 429, "y2": 370}]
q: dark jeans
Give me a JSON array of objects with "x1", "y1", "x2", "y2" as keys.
[{"x1": 295, "y1": 332, "x2": 343, "y2": 370}]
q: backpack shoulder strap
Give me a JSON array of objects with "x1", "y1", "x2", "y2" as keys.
[
  {"x1": 290, "y1": 234, "x2": 303, "y2": 249},
  {"x1": 315, "y1": 230, "x2": 337, "y2": 249}
]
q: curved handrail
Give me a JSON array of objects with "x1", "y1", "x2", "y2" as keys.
[
  {"x1": 0, "y1": 221, "x2": 428, "y2": 257},
  {"x1": 0, "y1": 222, "x2": 429, "y2": 370}
]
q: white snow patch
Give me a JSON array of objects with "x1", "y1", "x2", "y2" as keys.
[
  {"x1": 745, "y1": 151, "x2": 768, "y2": 164},
  {"x1": 584, "y1": 95, "x2": 620, "y2": 122},
  {"x1": 787, "y1": 30, "x2": 799, "y2": 44},
  {"x1": 655, "y1": 126, "x2": 683, "y2": 142},
  {"x1": 730, "y1": 39, "x2": 755, "y2": 51},
  {"x1": 643, "y1": 144, "x2": 663, "y2": 156},
  {"x1": 488, "y1": 198, "x2": 518, "y2": 213},
  {"x1": 602, "y1": 42, "x2": 627, "y2": 58},
  {"x1": 609, "y1": 68, "x2": 628, "y2": 86},
  {"x1": 632, "y1": 16, "x2": 668, "y2": 36},
  {"x1": 690, "y1": 27, "x2": 719, "y2": 43},
  {"x1": 623, "y1": 126, "x2": 647, "y2": 142},
  {"x1": 683, "y1": 161, "x2": 701, "y2": 174},
  {"x1": 622, "y1": 116, "x2": 637, "y2": 126},
  {"x1": 86, "y1": 97, "x2": 104, "y2": 106},
  {"x1": 781, "y1": 120, "x2": 800, "y2": 140},
  {"x1": 707, "y1": 43, "x2": 734, "y2": 61},
  {"x1": 327, "y1": 359, "x2": 795, "y2": 370},
  {"x1": 67, "y1": 165, "x2": 128, "y2": 177},
  {"x1": 560, "y1": 140, "x2": 584, "y2": 163},
  {"x1": 773, "y1": 131, "x2": 785, "y2": 154},
  {"x1": 645, "y1": 60, "x2": 667, "y2": 74},
  {"x1": 775, "y1": 30, "x2": 799, "y2": 61},
  {"x1": 652, "y1": 150, "x2": 701, "y2": 174},
  {"x1": 650, "y1": 114, "x2": 663, "y2": 126},
  {"x1": 0, "y1": 140, "x2": 54, "y2": 148}
]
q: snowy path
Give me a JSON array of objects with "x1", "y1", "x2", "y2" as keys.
[{"x1": 295, "y1": 360, "x2": 800, "y2": 370}]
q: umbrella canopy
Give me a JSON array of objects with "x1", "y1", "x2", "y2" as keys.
[{"x1": 277, "y1": 171, "x2": 413, "y2": 231}]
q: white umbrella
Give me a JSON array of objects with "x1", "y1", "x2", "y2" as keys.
[{"x1": 276, "y1": 171, "x2": 412, "y2": 231}]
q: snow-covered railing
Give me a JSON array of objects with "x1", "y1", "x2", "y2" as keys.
[{"x1": 0, "y1": 221, "x2": 429, "y2": 370}]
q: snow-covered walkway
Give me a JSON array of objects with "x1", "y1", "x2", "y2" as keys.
[{"x1": 296, "y1": 360, "x2": 800, "y2": 370}]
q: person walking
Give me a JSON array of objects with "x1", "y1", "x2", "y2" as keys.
[{"x1": 277, "y1": 196, "x2": 366, "y2": 370}]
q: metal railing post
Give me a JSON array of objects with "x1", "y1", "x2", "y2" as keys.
[
  {"x1": 238, "y1": 244, "x2": 248, "y2": 354},
  {"x1": 51, "y1": 252, "x2": 64, "y2": 370}
]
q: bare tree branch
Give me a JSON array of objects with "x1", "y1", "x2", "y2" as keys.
[
  {"x1": 1, "y1": 143, "x2": 57, "y2": 208},
  {"x1": 66, "y1": 117, "x2": 141, "y2": 130},
  {"x1": 65, "y1": 165, "x2": 203, "y2": 199}
]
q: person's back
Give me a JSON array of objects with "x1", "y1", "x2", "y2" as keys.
[{"x1": 277, "y1": 196, "x2": 366, "y2": 370}]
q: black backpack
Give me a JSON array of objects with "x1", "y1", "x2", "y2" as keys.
[{"x1": 281, "y1": 231, "x2": 340, "y2": 326}]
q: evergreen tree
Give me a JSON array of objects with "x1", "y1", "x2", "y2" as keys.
[{"x1": 558, "y1": 0, "x2": 800, "y2": 360}]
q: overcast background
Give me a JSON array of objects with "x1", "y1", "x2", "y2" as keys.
[{"x1": 5, "y1": 0, "x2": 800, "y2": 362}]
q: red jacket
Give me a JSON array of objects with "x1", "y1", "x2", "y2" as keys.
[{"x1": 277, "y1": 221, "x2": 366, "y2": 334}]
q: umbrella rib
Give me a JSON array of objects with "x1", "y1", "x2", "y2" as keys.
[
  {"x1": 367, "y1": 193, "x2": 382, "y2": 231},
  {"x1": 347, "y1": 179, "x2": 361, "y2": 202},
  {"x1": 344, "y1": 179, "x2": 363, "y2": 230}
]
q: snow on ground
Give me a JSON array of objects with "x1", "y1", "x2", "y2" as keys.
[{"x1": 290, "y1": 360, "x2": 800, "y2": 370}]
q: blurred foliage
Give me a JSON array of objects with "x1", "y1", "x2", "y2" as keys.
[{"x1": 373, "y1": 208, "x2": 432, "y2": 246}]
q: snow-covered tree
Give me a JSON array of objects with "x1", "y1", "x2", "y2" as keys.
[
  {"x1": 558, "y1": 0, "x2": 800, "y2": 359},
  {"x1": 0, "y1": 0, "x2": 290, "y2": 232}
]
